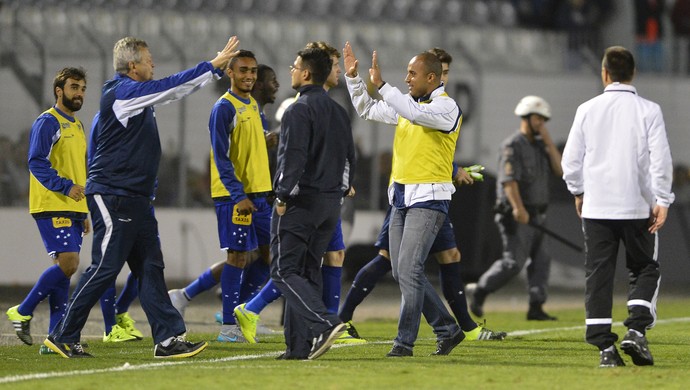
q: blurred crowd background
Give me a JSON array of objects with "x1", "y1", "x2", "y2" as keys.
[
  {"x1": 2, "y1": 0, "x2": 690, "y2": 208},
  {"x1": 1, "y1": 0, "x2": 689, "y2": 285}
]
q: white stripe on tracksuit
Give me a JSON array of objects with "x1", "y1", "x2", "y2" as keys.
[
  {"x1": 273, "y1": 213, "x2": 334, "y2": 328},
  {"x1": 56, "y1": 194, "x2": 113, "y2": 336},
  {"x1": 626, "y1": 232, "x2": 660, "y2": 329}
]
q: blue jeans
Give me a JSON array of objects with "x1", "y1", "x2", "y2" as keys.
[{"x1": 388, "y1": 207, "x2": 459, "y2": 350}]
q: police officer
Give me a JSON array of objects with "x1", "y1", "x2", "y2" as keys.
[{"x1": 469, "y1": 96, "x2": 563, "y2": 321}]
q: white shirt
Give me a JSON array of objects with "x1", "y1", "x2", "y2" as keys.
[
  {"x1": 345, "y1": 74, "x2": 460, "y2": 207},
  {"x1": 562, "y1": 82, "x2": 674, "y2": 219},
  {"x1": 346, "y1": 75, "x2": 461, "y2": 130}
]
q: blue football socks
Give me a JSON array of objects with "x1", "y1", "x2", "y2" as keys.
[
  {"x1": 47, "y1": 275, "x2": 69, "y2": 333},
  {"x1": 220, "y1": 264, "x2": 243, "y2": 324},
  {"x1": 245, "y1": 279, "x2": 282, "y2": 314},
  {"x1": 239, "y1": 259, "x2": 270, "y2": 303},
  {"x1": 339, "y1": 254, "x2": 391, "y2": 322},
  {"x1": 18, "y1": 264, "x2": 69, "y2": 316},
  {"x1": 185, "y1": 268, "x2": 218, "y2": 299},
  {"x1": 321, "y1": 265, "x2": 343, "y2": 315},
  {"x1": 100, "y1": 284, "x2": 117, "y2": 334},
  {"x1": 439, "y1": 262, "x2": 477, "y2": 331},
  {"x1": 116, "y1": 272, "x2": 138, "y2": 314}
]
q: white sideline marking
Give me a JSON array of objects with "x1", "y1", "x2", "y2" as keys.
[
  {"x1": 507, "y1": 317, "x2": 690, "y2": 337},
  {"x1": 3, "y1": 317, "x2": 690, "y2": 384},
  {"x1": 0, "y1": 352, "x2": 282, "y2": 384}
]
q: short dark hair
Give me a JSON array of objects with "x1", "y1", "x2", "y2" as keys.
[
  {"x1": 228, "y1": 49, "x2": 256, "y2": 70},
  {"x1": 256, "y1": 64, "x2": 275, "y2": 84},
  {"x1": 297, "y1": 48, "x2": 332, "y2": 85},
  {"x1": 427, "y1": 47, "x2": 452, "y2": 65},
  {"x1": 415, "y1": 52, "x2": 442, "y2": 79},
  {"x1": 602, "y1": 46, "x2": 635, "y2": 82},
  {"x1": 53, "y1": 67, "x2": 87, "y2": 100},
  {"x1": 305, "y1": 41, "x2": 341, "y2": 59}
]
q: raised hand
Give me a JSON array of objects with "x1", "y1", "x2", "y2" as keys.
[
  {"x1": 343, "y1": 41, "x2": 359, "y2": 77},
  {"x1": 210, "y1": 36, "x2": 241, "y2": 70},
  {"x1": 369, "y1": 50, "x2": 384, "y2": 88}
]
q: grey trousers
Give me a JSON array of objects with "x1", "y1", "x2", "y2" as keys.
[{"x1": 477, "y1": 212, "x2": 551, "y2": 305}]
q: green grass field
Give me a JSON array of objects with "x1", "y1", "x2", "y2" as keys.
[{"x1": 1, "y1": 297, "x2": 689, "y2": 389}]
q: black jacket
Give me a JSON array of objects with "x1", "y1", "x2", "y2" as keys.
[{"x1": 274, "y1": 85, "x2": 355, "y2": 200}]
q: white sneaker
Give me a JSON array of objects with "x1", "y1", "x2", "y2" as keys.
[
  {"x1": 168, "y1": 289, "x2": 189, "y2": 318},
  {"x1": 217, "y1": 324, "x2": 248, "y2": 343}
]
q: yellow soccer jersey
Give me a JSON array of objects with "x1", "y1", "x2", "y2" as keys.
[
  {"x1": 391, "y1": 109, "x2": 461, "y2": 184},
  {"x1": 210, "y1": 92, "x2": 272, "y2": 200},
  {"x1": 29, "y1": 107, "x2": 88, "y2": 214}
]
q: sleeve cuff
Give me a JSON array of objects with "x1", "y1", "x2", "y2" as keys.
[
  {"x1": 656, "y1": 199, "x2": 672, "y2": 208},
  {"x1": 210, "y1": 62, "x2": 224, "y2": 78},
  {"x1": 379, "y1": 82, "x2": 394, "y2": 96},
  {"x1": 345, "y1": 74, "x2": 362, "y2": 85},
  {"x1": 61, "y1": 181, "x2": 74, "y2": 196}
]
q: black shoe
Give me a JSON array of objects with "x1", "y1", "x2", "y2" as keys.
[
  {"x1": 526, "y1": 306, "x2": 557, "y2": 321},
  {"x1": 43, "y1": 336, "x2": 93, "y2": 358},
  {"x1": 432, "y1": 330, "x2": 465, "y2": 356},
  {"x1": 466, "y1": 283, "x2": 486, "y2": 318},
  {"x1": 386, "y1": 345, "x2": 413, "y2": 357},
  {"x1": 620, "y1": 330, "x2": 654, "y2": 366},
  {"x1": 6, "y1": 305, "x2": 33, "y2": 345},
  {"x1": 599, "y1": 346, "x2": 625, "y2": 368},
  {"x1": 276, "y1": 352, "x2": 307, "y2": 360},
  {"x1": 308, "y1": 323, "x2": 347, "y2": 360},
  {"x1": 154, "y1": 336, "x2": 208, "y2": 359}
]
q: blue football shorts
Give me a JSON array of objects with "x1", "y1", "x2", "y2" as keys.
[
  {"x1": 215, "y1": 197, "x2": 271, "y2": 252},
  {"x1": 326, "y1": 218, "x2": 345, "y2": 252},
  {"x1": 35, "y1": 216, "x2": 85, "y2": 258}
]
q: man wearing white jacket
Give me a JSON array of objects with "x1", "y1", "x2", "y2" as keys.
[
  {"x1": 343, "y1": 42, "x2": 463, "y2": 357},
  {"x1": 562, "y1": 46, "x2": 674, "y2": 368}
]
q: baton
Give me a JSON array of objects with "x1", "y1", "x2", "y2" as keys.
[{"x1": 528, "y1": 220, "x2": 584, "y2": 253}]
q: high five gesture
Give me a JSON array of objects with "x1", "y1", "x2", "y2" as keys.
[{"x1": 210, "y1": 36, "x2": 241, "y2": 70}]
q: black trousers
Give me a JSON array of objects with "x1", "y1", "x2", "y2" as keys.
[
  {"x1": 270, "y1": 194, "x2": 343, "y2": 358},
  {"x1": 583, "y1": 218, "x2": 660, "y2": 350},
  {"x1": 52, "y1": 195, "x2": 186, "y2": 344}
]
